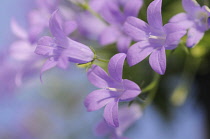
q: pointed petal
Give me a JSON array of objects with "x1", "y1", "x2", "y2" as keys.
[
  {"x1": 164, "y1": 22, "x2": 187, "y2": 34},
  {"x1": 164, "y1": 23, "x2": 186, "y2": 49},
  {"x1": 57, "y1": 56, "x2": 69, "y2": 69},
  {"x1": 182, "y1": 0, "x2": 200, "y2": 14},
  {"x1": 84, "y1": 89, "x2": 114, "y2": 111},
  {"x1": 108, "y1": 53, "x2": 126, "y2": 82},
  {"x1": 117, "y1": 35, "x2": 131, "y2": 53},
  {"x1": 127, "y1": 41, "x2": 154, "y2": 66},
  {"x1": 99, "y1": 26, "x2": 120, "y2": 46},
  {"x1": 120, "y1": 79, "x2": 141, "y2": 101},
  {"x1": 11, "y1": 18, "x2": 28, "y2": 39},
  {"x1": 35, "y1": 36, "x2": 56, "y2": 56},
  {"x1": 186, "y1": 27, "x2": 204, "y2": 47},
  {"x1": 49, "y1": 10, "x2": 66, "y2": 39},
  {"x1": 123, "y1": 16, "x2": 149, "y2": 41},
  {"x1": 101, "y1": 1, "x2": 125, "y2": 24},
  {"x1": 40, "y1": 58, "x2": 57, "y2": 81},
  {"x1": 62, "y1": 20, "x2": 77, "y2": 36},
  {"x1": 63, "y1": 38, "x2": 94, "y2": 63},
  {"x1": 165, "y1": 31, "x2": 186, "y2": 49},
  {"x1": 149, "y1": 47, "x2": 166, "y2": 75},
  {"x1": 104, "y1": 100, "x2": 119, "y2": 127},
  {"x1": 147, "y1": 0, "x2": 163, "y2": 29},
  {"x1": 124, "y1": 0, "x2": 143, "y2": 17},
  {"x1": 87, "y1": 65, "x2": 112, "y2": 88},
  {"x1": 169, "y1": 13, "x2": 193, "y2": 29}
]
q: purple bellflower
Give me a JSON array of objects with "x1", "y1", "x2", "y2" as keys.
[
  {"x1": 124, "y1": 0, "x2": 186, "y2": 75},
  {"x1": 95, "y1": 104, "x2": 142, "y2": 139},
  {"x1": 170, "y1": 0, "x2": 210, "y2": 47},
  {"x1": 84, "y1": 53, "x2": 141, "y2": 127},
  {"x1": 98, "y1": 0, "x2": 143, "y2": 53},
  {"x1": 35, "y1": 10, "x2": 94, "y2": 75}
]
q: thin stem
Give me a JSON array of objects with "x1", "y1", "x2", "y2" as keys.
[
  {"x1": 70, "y1": 0, "x2": 108, "y2": 25},
  {"x1": 142, "y1": 80, "x2": 159, "y2": 109},
  {"x1": 96, "y1": 57, "x2": 109, "y2": 63},
  {"x1": 141, "y1": 73, "x2": 160, "y2": 94}
]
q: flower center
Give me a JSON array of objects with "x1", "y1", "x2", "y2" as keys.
[{"x1": 148, "y1": 31, "x2": 166, "y2": 46}]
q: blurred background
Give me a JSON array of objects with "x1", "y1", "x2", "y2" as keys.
[{"x1": 0, "y1": 0, "x2": 210, "y2": 139}]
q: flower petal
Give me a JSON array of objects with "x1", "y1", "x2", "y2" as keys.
[
  {"x1": 11, "y1": 18, "x2": 28, "y2": 39},
  {"x1": 123, "y1": 16, "x2": 149, "y2": 41},
  {"x1": 94, "y1": 119, "x2": 112, "y2": 136},
  {"x1": 10, "y1": 41, "x2": 35, "y2": 61},
  {"x1": 57, "y1": 56, "x2": 69, "y2": 69},
  {"x1": 182, "y1": 0, "x2": 200, "y2": 14},
  {"x1": 164, "y1": 23, "x2": 186, "y2": 49},
  {"x1": 99, "y1": 26, "x2": 120, "y2": 46},
  {"x1": 84, "y1": 89, "x2": 114, "y2": 111},
  {"x1": 40, "y1": 58, "x2": 58, "y2": 81},
  {"x1": 117, "y1": 35, "x2": 131, "y2": 53},
  {"x1": 149, "y1": 47, "x2": 166, "y2": 75},
  {"x1": 165, "y1": 31, "x2": 186, "y2": 49},
  {"x1": 35, "y1": 36, "x2": 56, "y2": 56},
  {"x1": 49, "y1": 10, "x2": 66, "y2": 39},
  {"x1": 127, "y1": 41, "x2": 154, "y2": 66},
  {"x1": 104, "y1": 100, "x2": 119, "y2": 127},
  {"x1": 116, "y1": 104, "x2": 142, "y2": 135},
  {"x1": 62, "y1": 20, "x2": 77, "y2": 36},
  {"x1": 87, "y1": 65, "x2": 112, "y2": 88},
  {"x1": 124, "y1": 0, "x2": 143, "y2": 17},
  {"x1": 120, "y1": 79, "x2": 141, "y2": 101},
  {"x1": 164, "y1": 22, "x2": 187, "y2": 34},
  {"x1": 108, "y1": 53, "x2": 126, "y2": 82},
  {"x1": 147, "y1": 0, "x2": 163, "y2": 29},
  {"x1": 63, "y1": 38, "x2": 94, "y2": 63},
  {"x1": 186, "y1": 27, "x2": 204, "y2": 47},
  {"x1": 169, "y1": 13, "x2": 193, "y2": 29}
]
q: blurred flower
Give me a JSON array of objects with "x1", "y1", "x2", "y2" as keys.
[
  {"x1": 124, "y1": 0, "x2": 186, "y2": 75},
  {"x1": 95, "y1": 104, "x2": 142, "y2": 139},
  {"x1": 98, "y1": 0, "x2": 143, "y2": 53},
  {"x1": 170, "y1": 0, "x2": 210, "y2": 47},
  {"x1": 84, "y1": 53, "x2": 141, "y2": 127},
  {"x1": 35, "y1": 10, "x2": 94, "y2": 75}
]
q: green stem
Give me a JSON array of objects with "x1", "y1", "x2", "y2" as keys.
[
  {"x1": 142, "y1": 81, "x2": 159, "y2": 109},
  {"x1": 96, "y1": 57, "x2": 109, "y2": 63},
  {"x1": 141, "y1": 73, "x2": 160, "y2": 93},
  {"x1": 71, "y1": 1, "x2": 108, "y2": 25}
]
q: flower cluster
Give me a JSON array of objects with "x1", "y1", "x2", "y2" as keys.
[{"x1": 1, "y1": 0, "x2": 210, "y2": 138}]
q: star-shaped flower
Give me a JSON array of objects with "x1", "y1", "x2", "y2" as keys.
[
  {"x1": 123, "y1": 0, "x2": 186, "y2": 75},
  {"x1": 84, "y1": 53, "x2": 141, "y2": 127},
  {"x1": 170, "y1": 0, "x2": 210, "y2": 47},
  {"x1": 35, "y1": 10, "x2": 94, "y2": 75}
]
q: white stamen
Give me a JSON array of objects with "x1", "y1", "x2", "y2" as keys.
[
  {"x1": 149, "y1": 35, "x2": 165, "y2": 40},
  {"x1": 106, "y1": 87, "x2": 124, "y2": 92}
]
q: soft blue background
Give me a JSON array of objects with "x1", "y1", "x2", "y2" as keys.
[{"x1": 0, "y1": 0, "x2": 206, "y2": 139}]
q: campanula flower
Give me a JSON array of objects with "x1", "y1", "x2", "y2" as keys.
[
  {"x1": 124, "y1": 0, "x2": 186, "y2": 75},
  {"x1": 84, "y1": 53, "x2": 141, "y2": 127},
  {"x1": 95, "y1": 104, "x2": 142, "y2": 139},
  {"x1": 170, "y1": 0, "x2": 210, "y2": 47},
  {"x1": 98, "y1": 0, "x2": 143, "y2": 53},
  {"x1": 35, "y1": 10, "x2": 94, "y2": 74}
]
